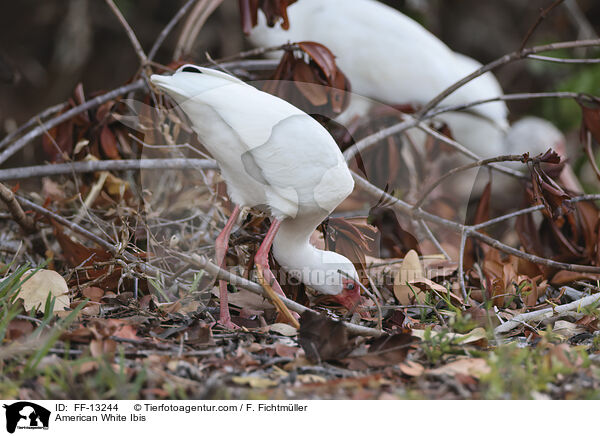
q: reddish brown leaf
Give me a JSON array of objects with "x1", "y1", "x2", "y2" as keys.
[
  {"x1": 265, "y1": 42, "x2": 351, "y2": 116},
  {"x1": 344, "y1": 331, "x2": 416, "y2": 370},
  {"x1": 82, "y1": 287, "x2": 105, "y2": 302},
  {"x1": 72, "y1": 82, "x2": 90, "y2": 124},
  {"x1": 293, "y1": 64, "x2": 329, "y2": 106},
  {"x1": 100, "y1": 124, "x2": 120, "y2": 160},
  {"x1": 464, "y1": 181, "x2": 492, "y2": 270},
  {"x1": 529, "y1": 162, "x2": 572, "y2": 219},
  {"x1": 368, "y1": 208, "x2": 420, "y2": 258},
  {"x1": 239, "y1": 0, "x2": 297, "y2": 34},
  {"x1": 51, "y1": 221, "x2": 121, "y2": 290},
  {"x1": 53, "y1": 223, "x2": 112, "y2": 267},
  {"x1": 323, "y1": 217, "x2": 375, "y2": 285},
  {"x1": 516, "y1": 212, "x2": 545, "y2": 260},
  {"x1": 579, "y1": 98, "x2": 600, "y2": 145},
  {"x1": 5, "y1": 319, "x2": 34, "y2": 340},
  {"x1": 42, "y1": 118, "x2": 74, "y2": 162},
  {"x1": 298, "y1": 311, "x2": 355, "y2": 363},
  {"x1": 274, "y1": 343, "x2": 299, "y2": 358},
  {"x1": 96, "y1": 100, "x2": 115, "y2": 123},
  {"x1": 296, "y1": 42, "x2": 337, "y2": 82}
]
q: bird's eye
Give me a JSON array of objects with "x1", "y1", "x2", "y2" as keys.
[
  {"x1": 181, "y1": 66, "x2": 202, "y2": 74},
  {"x1": 346, "y1": 282, "x2": 355, "y2": 290}
]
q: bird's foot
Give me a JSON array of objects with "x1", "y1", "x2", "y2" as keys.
[{"x1": 216, "y1": 318, "x2": 240, "y2": 331}]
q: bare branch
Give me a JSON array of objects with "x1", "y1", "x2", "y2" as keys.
[
  {"x1": 495, "y1": 292, "x2": 600, "y2": 334},
  {"x1": 0, "y1": 158, "x2": 217, "y2": 182},
  {"x1": 418, "y1": 219, "x2": 451, "y2": 260},
  {"x1": 148, "y1": 0, "x2": 199, "y2": 61},
  {"x1": 15, "y1": 195, "x2": 383, "y2": 338},
  {"x1": 584, "y1": 131, "x2": 600, "y2": 181},
  {"x1": 105, "y1": 0, "x2": 148, "y2": 65},
  {"x1": 417, "y1": 38, "x2": 600, "y2": 118},
  {"x1": 351, "y1": 171, "x2": 600, "y2": 274},
  {"x1": 174, "y1": 0, "x2": 224, "y2": 60},
  {"x1": 0, "y1": 103, "x2": 66, "y2": 152},
  {"x1": 428, "y1": 91, "x2": 595, "y2": 119},
  {"x1": 0, "y1": 184, "x2": 35, "y2": 233},
  {"x1": 188, "y1": 254, "x2": 383, "y2": 337},
  {"x1": 520, "y1": 0, "x2": 566, "y2": 51},
  {"x1": 526, "y1": 54, "x2": 600, "y2": 63},
  {"x1": 414, "y1": 154, "x2": 527, "y2": 209},
  {"x1": 458, "y1": 231, "x2": 468, "y2": 301},
  {"x1": 0, "y1": 79, "x2": 145, "y2": 166},
  {"x1": 16, "y1": 196, "x2": 117, "y2": 253},
  {"x1": 343, "y1": 114, "x2": 526, "y2": 181}
]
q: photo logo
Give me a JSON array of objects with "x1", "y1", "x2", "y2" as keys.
[{"x1": 3, "y1": 402, "x2": 50, "y2": 433}]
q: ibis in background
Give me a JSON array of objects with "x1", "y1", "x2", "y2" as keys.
[
  {"x1": 248, "y1": 0, "x2": 581, "y2": 194},
  {"x1": 151, "y1": 65, "x2": 362, "y2": 329}
]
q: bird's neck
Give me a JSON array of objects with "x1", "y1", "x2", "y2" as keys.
[{"x1": 272, "y1": 214, "x2": 335, "y2": 288}]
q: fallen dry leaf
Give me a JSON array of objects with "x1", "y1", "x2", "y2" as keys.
[
  {"x1": 552, "y1": 320, "x2": 586, "y2": 339},
  {"x1": 268, "y1": 323, "x2": 298, "y2": 336},
  {"x1": 232, "y1": 376, "x2": 278, "y2": 389},
  {"x1": 398, "y1": 360, "x2": 425, "y2": 377},
  {"x1": 412, "y1": 327, "x2": 487, "y2": 346},
  {"x1": 18, "y1": 270, "x2": 70, "y2": 314},
  {"x1": 344, "y1": 331, "x2": 416, "y2": 369},
  {"x1": 298, "y1": 311, "x2": 355, "y2": 363},
  {"x1": 5, "y1": 319, "x2": 34, "y2": 340},
  {"x1": 427, "y1": 357, "x2": 490, "y2": 378},
  {"x1": 82, "y1": 286, "x2": 104, "y2": 302},
  {"x1": 394, "y1": 249, "x2": 424, "y2": 304}
]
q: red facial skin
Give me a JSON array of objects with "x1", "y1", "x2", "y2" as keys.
[{"x1": 331, "y1": 278, "x2": 368, "y2": 317}]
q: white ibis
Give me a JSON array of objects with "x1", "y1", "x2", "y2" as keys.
[
  {"x1": 248, "y1": 0, "x2": 580, "y2": 193},
  {"x1": 150, "y1": 65, "x2": 362, "y2": 329}
]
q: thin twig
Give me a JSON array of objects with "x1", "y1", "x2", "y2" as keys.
[
  {"x1": 0, "y1": 103, "x2": 67, "y2": 152},
  {"x1": 495, "y1": 292, "x2": 600, "y2": 334},
  {"x1": 418, "y1": 219, "x2": 450, "y2": 260},
  {"x1": 520, "y1": 0, "x2": 566, "y2": 51},
  {"x1": 564, "y1": 0, "x2": 599, "y2": 40},
  {"x1": 188, "y1": 253, "x2": 384, "y2": 338},
  {"x1": 473, "y1": 194, "x2": 600, "y2": 230},
  {"x1": 0, "y1": 183, "x2": 35, "y2": 233},
  {"x1": 351, "y1": 172, "x2": 600, "y2": 274},
  {"x1": 0, "y1": 80, "x2": 145, "y2": 166},
  {"x1": 458, "y1": 231, "x2": 468, "y2": 301},
  {"x1": 148, "y1": 0, "x2": 199, "y2": 61},
  {"x1": 0, "y1": 158, "x2": 217, "y2": 182},
  {"x1": 343, "y1": 113, "x2": 526, "y2": 181},
  {"x1": 16, "y1": 196, "x2": 117, "y2": 253},
  {"x1": 584, "y1": 131, "x2": 600, "y2": 181},
  {"x1": 214, "y1": 43, "x2": 296, "y2": 64},
  {"x1": 417, "y1": 38, "x2": 600, "y2": 118},
  {"x1": 414, "y1": 154, "x2": 527, "y2": 208},
  {"x1": 427, "y1": 91, "x2": 593, "y2": 119},
  {"x1": 526, "y1": 54, "x2": 600, "y2": 63},
  {"x1": 105, "y1": 0, "x2": 148, "y2": 64},
  {"x1": 9, "y1": 194, "x2": 384, "y2": 338},
  {"x1": 174, "y1": 0, "x2": 223, "y2": 60}
]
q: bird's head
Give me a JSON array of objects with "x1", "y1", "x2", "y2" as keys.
[
  {"x1": 504, "y1": 116, "x2": 582, "y2": 192},
  {"x1": 308, "y1": 250, "x2": 365, "y2": 315},
  {"x1": 150, "y1": 64, "x2": 246, "y2": 105},
  {"x1": 504, "y1": 117, "x2": 566, "y2": 161}
]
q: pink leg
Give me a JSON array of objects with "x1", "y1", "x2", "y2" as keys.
[
  {"x1": 254, "y1": 219, "x2": 285, "y2": 297},
  {"x1": 215, "y1": 205, "x2": 240, "y2": 329},
  {"x1": 255, "y1": 220, "x2": 300, "y2": 321}
]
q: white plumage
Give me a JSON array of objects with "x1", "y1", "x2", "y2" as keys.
[
  {"x1": 248, "y1": 0, "x2": 575, "y2": 186},
  {"x1": 151, "y1": 65, "x2": 362, "y2": 327}
]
